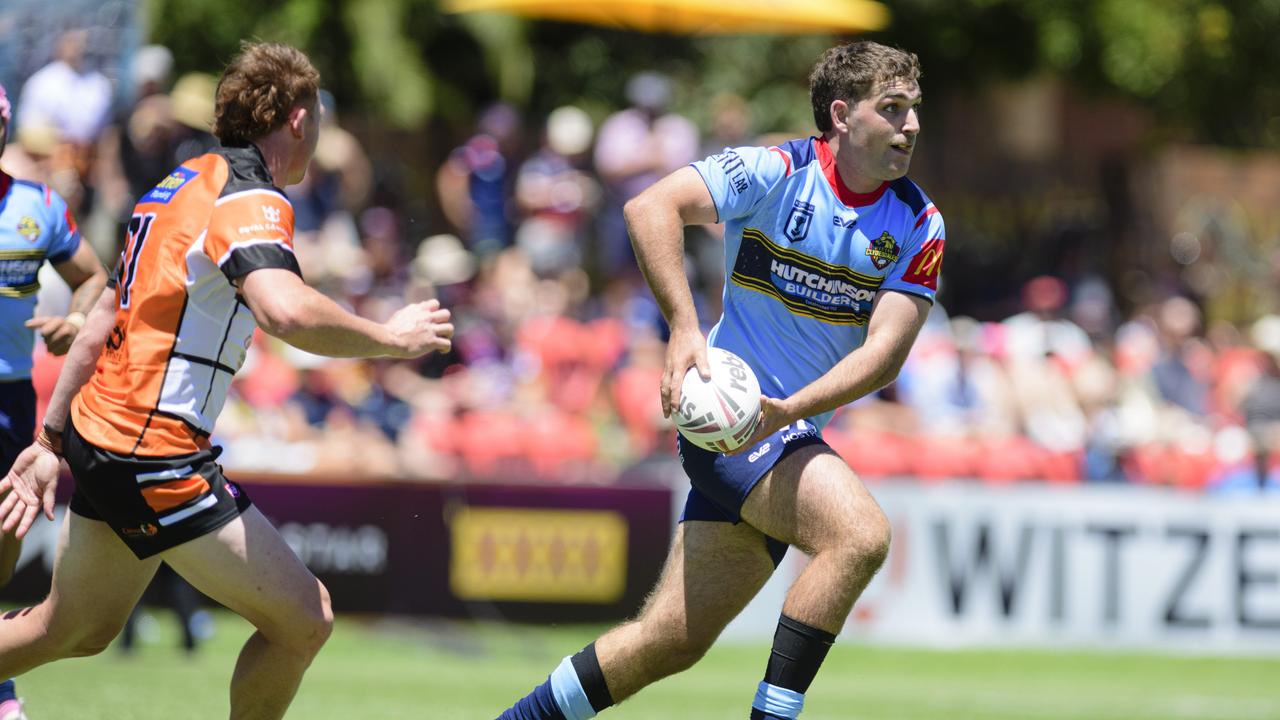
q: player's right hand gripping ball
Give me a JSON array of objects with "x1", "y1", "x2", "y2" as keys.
[{"x1": 673, "y1": 347, "x2": 762, "y2": 453}]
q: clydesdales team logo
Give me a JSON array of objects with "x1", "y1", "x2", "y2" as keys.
[
  {"x1": 784, "y1": 200, "x2": 816, "y2": 243},
  {"x1": 16, "y1": 216, "x2": 40, "y2": 242},
  {"x1": 865, "y1": 231, "x2": 900, "y2": 270}
]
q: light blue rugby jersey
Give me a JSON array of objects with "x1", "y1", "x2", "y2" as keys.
[
  {"x1": 0, "y1": 172, "x2": 82, "y2": 380},
  {"x1": 691, "y1": 136, "x2": 946, "y2": 431}
]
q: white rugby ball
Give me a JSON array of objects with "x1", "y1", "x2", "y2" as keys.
[{"x1": 673, "y1": 347, "x2": 762, "y2": 453}]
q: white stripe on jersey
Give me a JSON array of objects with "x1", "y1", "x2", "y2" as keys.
[{"x1": 214, "y1": 188, "x2": 292, "y2": 206}]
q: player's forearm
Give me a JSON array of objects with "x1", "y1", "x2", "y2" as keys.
[
  {"x1": 42, "y1": 290, "x2": 116, "y2": 432},
  {"x1": 626, "y1": 196, "x2": 699, "y2": 331},
  {"x1": 264, "y1": 290, "x2": 400, "y2": 358},
  {"x1": 67, "y1": 266, "x2": 108, "y2": 317},
  {"x1": 783, "y1": 337, "x2": 908, "y2": 422}
]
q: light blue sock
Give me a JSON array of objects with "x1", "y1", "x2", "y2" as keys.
[
  {"x1": 751, "y1": 681, "x2": 805, "y2": 719},
  {"x1": 550, "y1": 655, "x2": 598, "y2": 720}
]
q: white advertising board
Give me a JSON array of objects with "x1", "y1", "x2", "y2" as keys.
[{"x1": 717, "y1": 483, "x2": 1280, "y2": 654}]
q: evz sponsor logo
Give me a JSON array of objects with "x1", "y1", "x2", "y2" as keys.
[
  {"x1": 712, "y1": 151, "x2": 750, "y2": 196},
  {"x1": 833, "y1": 215, "x2": 857, "y2": 228},
  {"x1": 748, "y1": 442, "x2": 772, "y2": 463},
  {"x1": 785, "y1": 200, "x2": 816, "y2": 242}
]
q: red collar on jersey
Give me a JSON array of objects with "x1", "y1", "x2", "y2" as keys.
[
  {"x1": 815, "y1": 136, "x2": 888, "y2": 208},
  {"x1": 0, "y1": 170, "x2": 11, "y2": 201}
]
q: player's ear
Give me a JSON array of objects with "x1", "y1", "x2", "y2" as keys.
[
  {"x1": 829, "y1": 99, "x2": 850, "y2": 134},
  {"x1": 288, "y1": 105, "x2": 308, "y2": 139}
]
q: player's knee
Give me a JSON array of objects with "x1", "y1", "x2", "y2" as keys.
[
  {"x1": 64, "y1": 622, "x2": 124, "y2": 658},
  {"x1": 849, "y1": 507, "x2": 892, "y2": 574},
  {"x1": 831, "y1": 505, "x2": 891, "y2": 579},
  {"x1": 298, "y1": 580, "x2": 335, "y2": 655},
  {"x1": 42, "y1": 608, "x2": 123, "y2": 659},
  {"x1": 271, "y1": 579, "x2": 334, "y2": 658}
]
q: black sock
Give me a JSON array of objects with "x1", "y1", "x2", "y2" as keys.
[
  {"x1": 570, "y1": 642, "x2": 615, "y2": 713},
  {"x1": 749, "y1": 616, "x2": 837, "y2": 718},
  {"x1": 765, "y1": 614, "x2": 836, "y2": 692}
]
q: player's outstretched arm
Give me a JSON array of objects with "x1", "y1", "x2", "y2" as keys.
[
  {"x1": 625, "y1": 166, "x2": 719, "y2": 416},
  {"x1": 240, "y1": 268, "x2": 453, "y2": 359}
]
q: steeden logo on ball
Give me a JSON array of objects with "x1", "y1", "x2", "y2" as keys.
[{"x1": 673, "y1": 347, "x2": 761, "y2": 453}]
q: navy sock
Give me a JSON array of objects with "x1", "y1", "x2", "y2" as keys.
[
  {"x1": 496, "y1": 676, "x2": 566, "y2": 720},
  {"x1": 496, "y1": 643, "x2": 614, "y2": 720},
  {"x1": 0, "y1": 678, "x2": 15, "y2": 702},
  {"x1": 749, "y1": 615, "x2": 836, "y2": 719}
]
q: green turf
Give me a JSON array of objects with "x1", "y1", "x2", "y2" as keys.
[{"x1": 14, "y1": 611, "x2": 1280, "y2": 719}]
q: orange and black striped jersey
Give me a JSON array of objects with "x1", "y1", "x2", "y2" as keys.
[{"x1": 71, "y1": 145, "x2": 300, "y2": 457}]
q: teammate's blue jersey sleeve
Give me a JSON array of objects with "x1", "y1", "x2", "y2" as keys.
[
  {"x1": 690, "y1": 145, "x2": 791, "y2": 223},
  {"x1": 882, "y1": 205, "x2": 945, "y2": 302},
  {"x1": 43, "y1": 190, "x2": 82, "y2": 264}
]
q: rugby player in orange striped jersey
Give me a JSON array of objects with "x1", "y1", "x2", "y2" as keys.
[{"x1": 0, "y1": 42, "x2": 453, "y2": 719}]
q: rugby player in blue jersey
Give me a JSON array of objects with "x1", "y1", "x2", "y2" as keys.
[
  {"x1": 0, "y1": 81, "x2": 109, "y2": 720},
  {"x1": 498, "y1": 41, "x2": 944, "y2": 720}
]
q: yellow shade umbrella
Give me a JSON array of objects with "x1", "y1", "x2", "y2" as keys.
[{"x1": 443, "y1": 0, "x2": 890, "y2": 35}]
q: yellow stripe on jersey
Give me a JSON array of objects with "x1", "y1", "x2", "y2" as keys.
[{"x1": 741, "y1": 227, "x2": 884, "y2": 286}]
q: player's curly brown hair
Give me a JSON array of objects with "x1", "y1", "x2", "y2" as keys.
[
  {"x1": 213, "y1": 42, "x2": 320, "y2": 146},
  {"x1": 809, "y1": 42, "x2": 920, "y2": 134}
]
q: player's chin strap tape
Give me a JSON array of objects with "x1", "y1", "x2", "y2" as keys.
[{"x1": 753, "y1": 681, "x2": 805, "y2": 719}]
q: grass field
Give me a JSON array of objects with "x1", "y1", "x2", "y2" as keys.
[{"x1": 15, "y1": 611, "x2": 1280, "y2": 719}]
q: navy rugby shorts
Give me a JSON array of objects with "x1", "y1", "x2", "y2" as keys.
[
  {"x1": 677, "y1": 420, "x2": 825, "y2": 566},
  {"x1": 0, "y1": 379, "x2": 36, "y2": 477}
]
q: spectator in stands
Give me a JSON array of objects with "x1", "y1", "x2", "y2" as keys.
[
  {"x1": 593, "y1": 72, "x2": 698, "y2": 280},
  {"x1": 1239, "y1": 315, "x2": 1280, "y2": 490},
  {"x1": 16, "y1": 29, "x2": 111, "y2": 216},
  {"x1": 16, "y1": 29, "x2": 111, "y2": 146},
  {"x1": 1151, "y1": 295, "x2": 1209, "y2": 416},
  {"x1": 437, "y1": 103, "x2": 522, "y2": 256},
  {"x1": 514, "y1": 106, "x2": 598, "y2": 280}
]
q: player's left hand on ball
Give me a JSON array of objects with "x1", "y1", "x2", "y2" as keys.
[
  {"x1": 728, "y1": 395, "x2": 792, "y2": 455},
  {"x1": 25, "y1": 316, "x2": 77, "y2": 356}
]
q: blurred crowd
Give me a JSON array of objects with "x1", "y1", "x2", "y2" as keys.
[{"x1": 9, "y1": 34, "x2": 1280, "y2": 492}]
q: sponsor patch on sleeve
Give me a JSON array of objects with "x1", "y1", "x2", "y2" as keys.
[
  {"x1": 140, "y1": 167, "x2": 199, "y2": 205},
  {"x1": 902, "y1": 237, "x2": 945, "y2": 290}
]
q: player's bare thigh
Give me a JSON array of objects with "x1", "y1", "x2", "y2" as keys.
[
  {"x1": 160, "y1": 506, "x2": 331, "y2": 649},
  {"x1": 22, "y1": 511, "x2": 159, "y2": 652},
  {"x1": 740, "y1": 443, "x2": 889, "y2": 556}
]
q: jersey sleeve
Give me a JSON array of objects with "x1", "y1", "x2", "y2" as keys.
[
  {"x1": 43, "y1": 189, "x2": 82, "y2": 264},
  {"x1": 204, "y1": 190, "x2": 301, "y2": 281},
  {"x1": 690, "y1": 145, "x2": 790, "y2": 222},
  {"x1": 881, "y1": 204, "x2": 945, "y2": 303}
]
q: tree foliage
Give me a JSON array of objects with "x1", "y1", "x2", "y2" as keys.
[{"x1": 143, "y1": 0, "x2": 1280, "y2": 146}]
